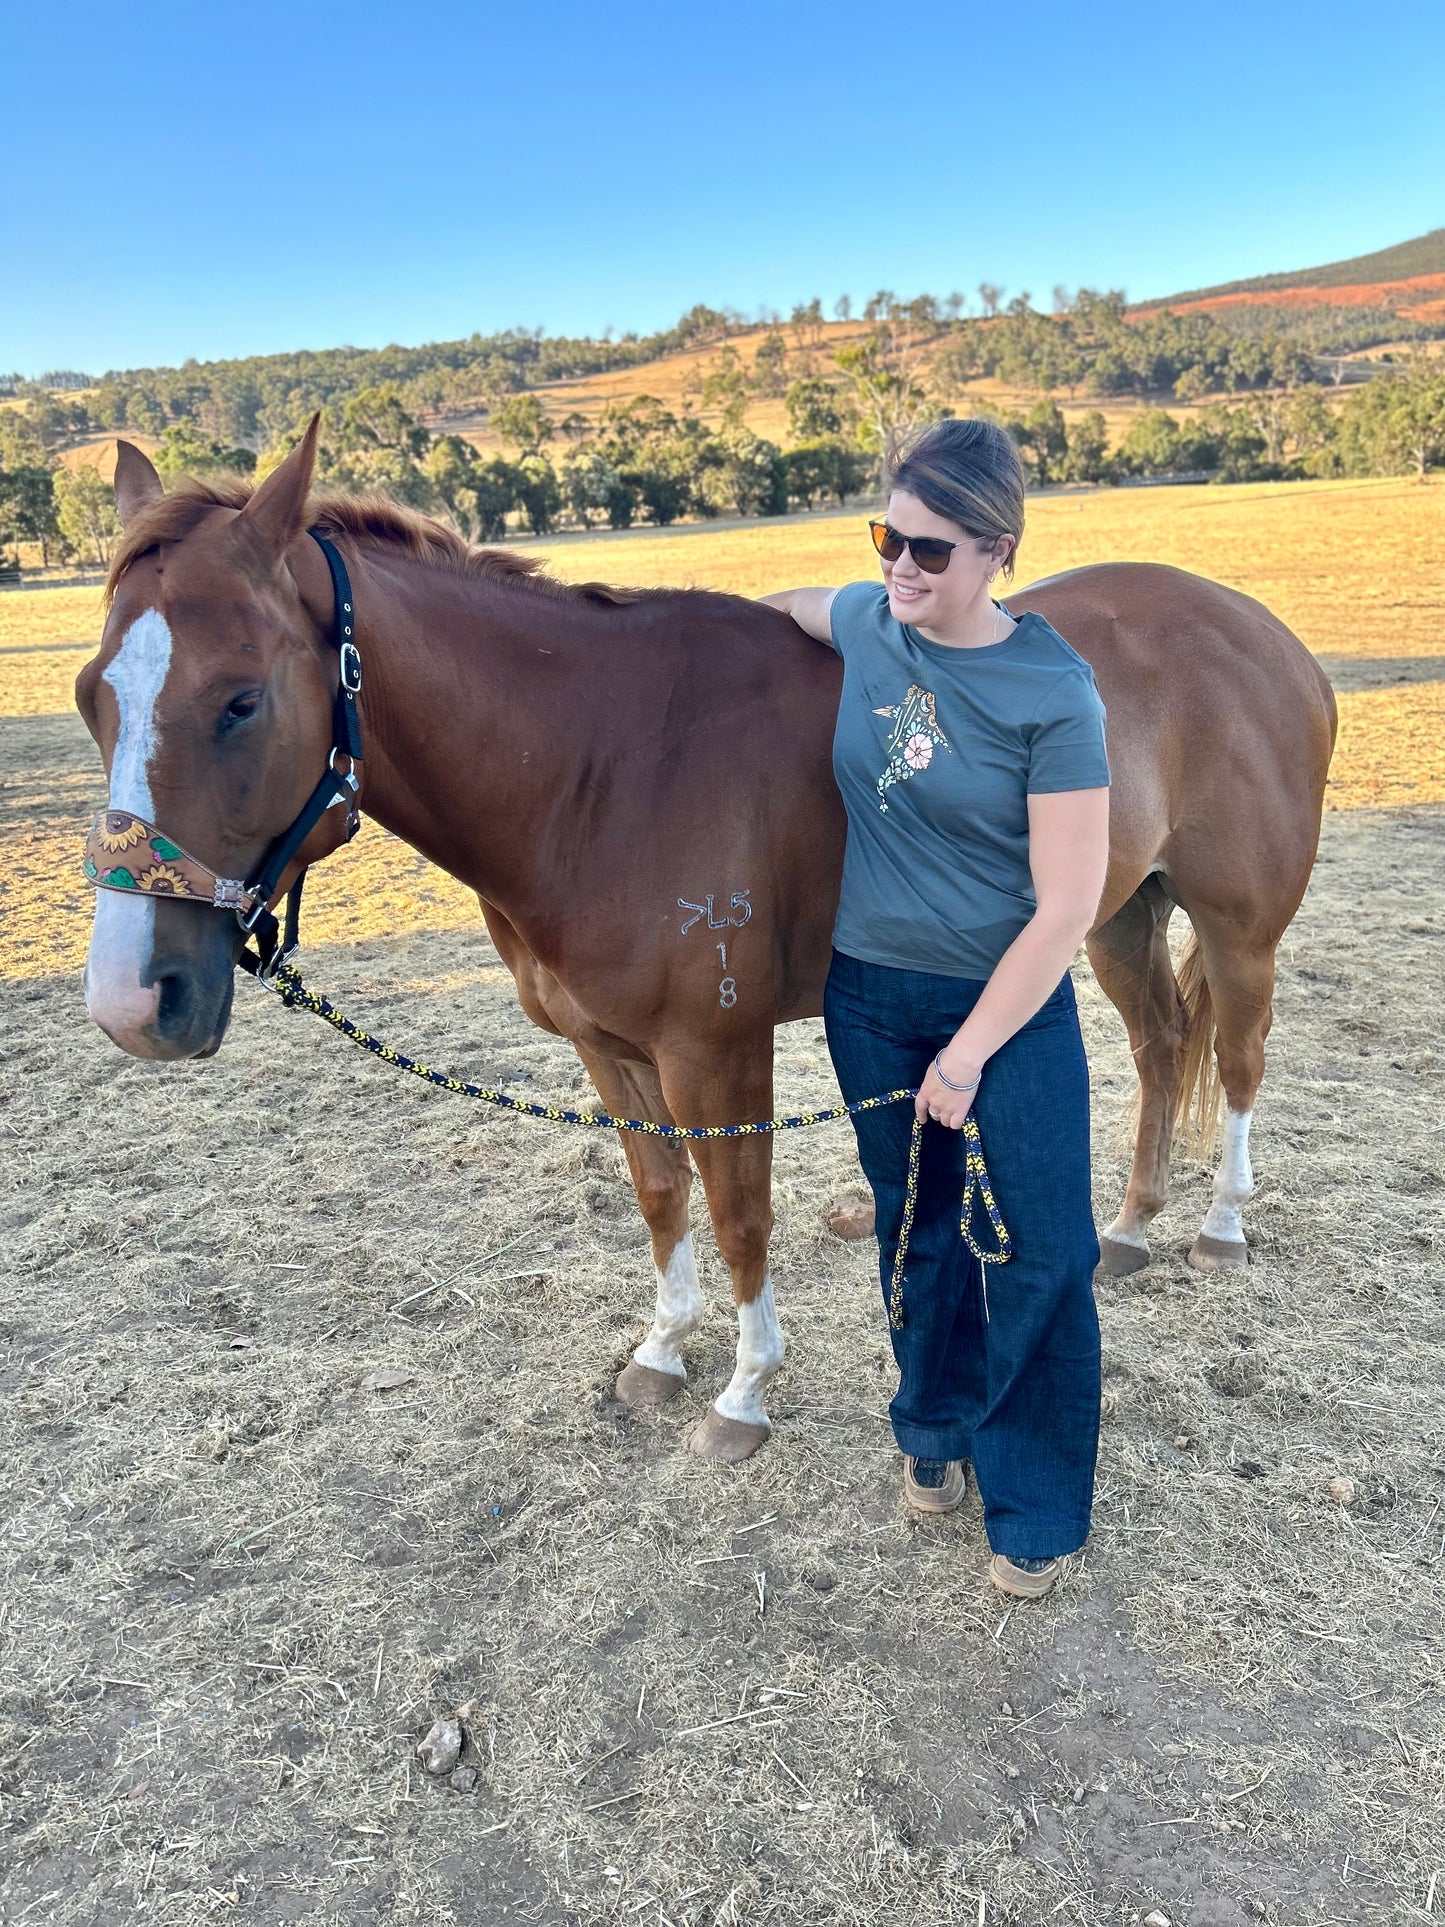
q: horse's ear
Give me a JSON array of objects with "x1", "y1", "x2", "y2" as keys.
[
  {"x1": 113, "y1": 441, "x2": 164, "y2": 527},
  {"x1": 239, "y1": 414, "x2": 320, "y2": 558}
]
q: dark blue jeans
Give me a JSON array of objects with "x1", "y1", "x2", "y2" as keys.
[{"x1": 823, "y1": 949, "x2": 1101, "y2": 1561}]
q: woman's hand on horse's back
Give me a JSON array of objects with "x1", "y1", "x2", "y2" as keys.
[{"x1": 759, "y1": 587, "x2": 839, "y2": 649}]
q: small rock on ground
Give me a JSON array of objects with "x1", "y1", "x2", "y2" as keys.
[
  {"x1": 416, "y1": 1717, "x2": 463, "y2": 1776},
  {"x1": 827, "y1": 1193, "x2": 875, "y2": 1240}
]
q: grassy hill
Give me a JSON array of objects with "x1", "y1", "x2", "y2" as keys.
[
  {"x1": 435, "y1": 320, "x2": 1165, "y2": 468},
  {"x1": 1140, "y1": 227, "x2": 1445, "y2": 309}
]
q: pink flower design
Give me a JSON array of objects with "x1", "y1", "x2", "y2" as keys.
[{"x1": 903, "y1": 732, "x2": 934, "y2": 772}]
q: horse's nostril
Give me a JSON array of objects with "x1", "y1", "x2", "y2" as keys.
[
  {"x1": 153, "y1": 970, "x2": 196, "y2": 1034},
  {"x1": 143, "y1": 955, "x2": 236, "y2": 1059}
]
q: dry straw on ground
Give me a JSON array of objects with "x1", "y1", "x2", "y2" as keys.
[{"x1": 1, "y1": 481, "x2": 1442, "y2": 1924}]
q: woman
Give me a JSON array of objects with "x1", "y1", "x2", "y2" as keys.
[{"x1": 762, "y1": 418, "x2": 1110, "y2": 1600}]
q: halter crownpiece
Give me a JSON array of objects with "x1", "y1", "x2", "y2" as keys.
[
  {"x1": 79, "y1": 529, "x2": 363, "y2": 980},
  {"x1": 84, "y1": 809, "x2": 260, "y2": 911}
]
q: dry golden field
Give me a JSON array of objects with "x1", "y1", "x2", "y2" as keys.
[
  {"x1": 510, "y1": 473, "x2": 1445, "y2": 662},
  {"x1": 2, "y1": 477, "x2": 1443, "y2": 1926}
]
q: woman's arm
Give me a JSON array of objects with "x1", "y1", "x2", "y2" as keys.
[
  {"x1": 917, "y1": 787, "x2": 1111, "y2": 1125},
  {"x1": 759, "y1": 586, "x2": 839, "y2": 646}
]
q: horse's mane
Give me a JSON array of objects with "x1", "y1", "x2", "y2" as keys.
[{"x1": 105, "y1": 476, "x2": 649, "y2": 607}]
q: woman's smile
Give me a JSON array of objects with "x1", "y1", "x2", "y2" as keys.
[{"x1": 888, "y1": 572, "x2": 933, "y2": 616}]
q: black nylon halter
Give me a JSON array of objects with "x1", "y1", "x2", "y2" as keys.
[{"x1": 236, "y1": 529, "x2": 363, "y2": 980}]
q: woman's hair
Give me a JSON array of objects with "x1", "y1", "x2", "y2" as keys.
[{"x1": 886, "y1": 417, "x2": 1025, "y2": 578}]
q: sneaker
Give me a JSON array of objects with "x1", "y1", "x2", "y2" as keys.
[
  {"x1": 989, "y1": 1552, "x2": 1065, "y2": 1598},
  {"x1": 902, "y1": 1456, "x2": 966, "y2": 1514}
]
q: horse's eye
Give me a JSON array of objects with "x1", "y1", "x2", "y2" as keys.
[{"x1": 222, "y1": 691, "x2": 262, "y2": 729}]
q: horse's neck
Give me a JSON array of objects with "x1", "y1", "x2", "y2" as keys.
[{"x1": 348, "y1": 553, "x2": 601, "y2": 912}]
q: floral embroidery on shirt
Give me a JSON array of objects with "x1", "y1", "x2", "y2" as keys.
[{"x1": 872, "y1": 685, "x2": 951, "y2": 810}]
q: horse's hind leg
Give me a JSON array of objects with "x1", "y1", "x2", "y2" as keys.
[
  {"x1": 573, "y1": 1046, "x2": 702, "y2": 1407},
  {"x1": 1086, "y1": 877, "x2": 1190, "y2": 1275},
  {"x1": 1183, "y1": 920, "x2": 1277, "y2": 1272}
]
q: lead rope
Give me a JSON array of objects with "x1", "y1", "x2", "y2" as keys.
[{"x1": 262, "y1": 962, "x2": 1012, "y2": 1329}]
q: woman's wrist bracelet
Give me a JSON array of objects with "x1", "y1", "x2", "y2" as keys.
[{"x1": 933, "y1": 1053, "x2": 980, "y2": 1093}]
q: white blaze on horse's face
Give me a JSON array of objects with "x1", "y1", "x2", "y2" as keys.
[{"x1": 84, "y1": 607, "x2": 173, "y2": 1047}]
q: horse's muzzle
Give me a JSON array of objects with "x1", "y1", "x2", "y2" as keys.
[{"x1": 85, "y1": 895, "x2": 241, "y2": 1060}]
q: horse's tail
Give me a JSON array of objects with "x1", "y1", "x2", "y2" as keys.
[{"x1": 1175, "y1": 930, "x2": 1223, "y2": 1156}]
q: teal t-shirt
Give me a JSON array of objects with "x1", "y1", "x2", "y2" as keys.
[{"x1": 828, "y1": 581, "x2": 1110, "y2": 980}]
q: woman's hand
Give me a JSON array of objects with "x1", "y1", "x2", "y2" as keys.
[{"x1": 915, "y1": 1046, "x2": 984, "y2": 1130}]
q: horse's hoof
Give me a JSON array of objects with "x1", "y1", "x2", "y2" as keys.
[
  {"x1": 615, "y1": 1360, "x2": 686, "y2": 1408},
  {"x1": 1097, "y1": 1235, "x2": 1150, "y2": 1278},
  {"x1": 1188, "y1": 1232, "x2": 1249, "y2": 1272},
  {"x1": 688, "y1": 1406, "x2": 771, "y2": 1464}
]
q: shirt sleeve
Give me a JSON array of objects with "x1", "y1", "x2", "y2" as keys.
[
  {"x1": 827, "y1": 580, "x2": 886, "y2": 659},
  {"x1": 1026, "y1": 667, "x2": 1111, "y2": 793}
]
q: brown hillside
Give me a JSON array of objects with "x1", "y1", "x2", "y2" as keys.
[
  {"x1": 433, "y1": 317, "x2": 1173, "y2": 459},
  {"x1": 432, "y1": 319, "x2": 876, "y2": 450},
  {"x1": 1136, "y1": 272, "x2": 1445, "y2": 324}
]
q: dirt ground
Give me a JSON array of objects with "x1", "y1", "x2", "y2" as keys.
[{"x1": 2, "y1": 661, "x2": 1444, "y2": 1923}]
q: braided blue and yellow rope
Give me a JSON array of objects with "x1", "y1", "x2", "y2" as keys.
[{"x1": 267, "y1": 962, "x2": 1011, "y2": 1328}]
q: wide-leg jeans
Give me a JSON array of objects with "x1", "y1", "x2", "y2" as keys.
[{"x1": 823, "y1": 948, "x2": 1102, "y2": 1561}]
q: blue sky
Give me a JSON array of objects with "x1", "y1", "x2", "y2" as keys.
[{"x1": 6, "y1": 0, "x2": 1443, "y2": 378}]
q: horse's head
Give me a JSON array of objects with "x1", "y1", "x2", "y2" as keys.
[{"x1": 77, "y1": 420, "x2": 348, "y2": 1059}]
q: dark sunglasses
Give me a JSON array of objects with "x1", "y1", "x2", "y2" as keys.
[{"x1": 869, "y1": 519, "x2": 957, "y2": 575}]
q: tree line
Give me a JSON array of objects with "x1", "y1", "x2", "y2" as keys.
[
  {"x1": 11, "y1": 280, "x2": 1440, "y2": 454},
  {"x1": 3, "y1": 290, "x2": 1444, "y2": 568},
  {"x1": 0, "y1": 305, "x2": 752, "y2": 454},
  {"x1": 992, "y1": 362, "x2": 1445, "y2": 489}
]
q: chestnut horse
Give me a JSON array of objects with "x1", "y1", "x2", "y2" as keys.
[{"x1": 78, "y1": 426, "x2": 1336, "y2": 1462}]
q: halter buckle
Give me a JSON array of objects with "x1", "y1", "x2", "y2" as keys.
[{"x1": 339, "y1": 640, "x2": 362, "y2": 695}]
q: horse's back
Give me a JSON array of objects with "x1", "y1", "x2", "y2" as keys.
[
  {"x1": 1017, "y1": 562, "x2": 1334, "y2": 772},
  {"x1": 1013, "y1": 562, "x2": 1337, "y2": 913},
  {"x1": 1017, "y1": 561, "x2": 1331, "y2": 715}
]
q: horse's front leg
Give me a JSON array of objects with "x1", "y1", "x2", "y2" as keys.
[
  {"x1": 660, "y1": 1053, "x2": 781, "y2": 1464},
  {"x1": 572, "y1": 1046, "x2": 703, "y2": 1405}
]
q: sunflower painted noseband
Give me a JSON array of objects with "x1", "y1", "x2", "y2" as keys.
[{"x1": 84, "y1": 810, "x2": 263, "y2": 911}]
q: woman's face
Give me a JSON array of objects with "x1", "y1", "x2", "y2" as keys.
[{"x1": 880, "y1": 488, "x2": 1010, "y2": 632}]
